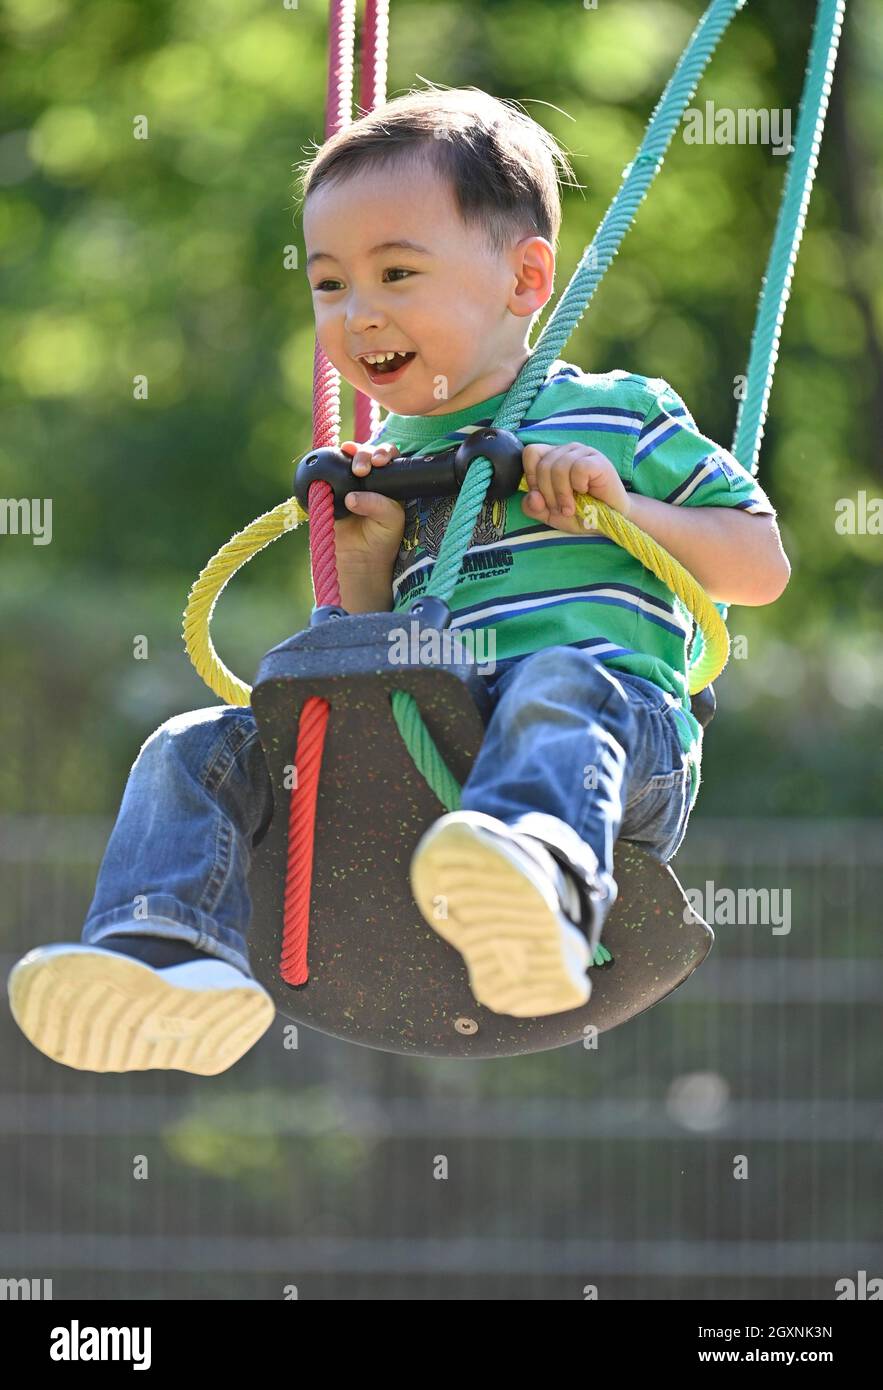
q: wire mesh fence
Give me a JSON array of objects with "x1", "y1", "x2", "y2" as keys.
[{"x1": 0, "y1": 814, "x2": 880, "y2": 1299}]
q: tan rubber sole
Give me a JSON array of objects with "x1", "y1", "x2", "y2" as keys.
[
  {"x1": 410, "y1": 814, "x2": 591, "y2": 1018},
  {"x1": 7, "y1": 946, "x2": 275, "y2": 1075}
]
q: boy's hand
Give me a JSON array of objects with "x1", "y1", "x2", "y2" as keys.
[
  {"x1": 346, "y1": 440, "x2": 399, "y2": 480},
  {"x1": 332, "y1": 440, "x2": 405, "y2": 581},
  {"x1": 521, "y1": 443, "x2": 632, "y2": 533}
]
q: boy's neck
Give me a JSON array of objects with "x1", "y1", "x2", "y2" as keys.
[{"x1": 420, "y1": 349, "x2": 533, "y2": 418}]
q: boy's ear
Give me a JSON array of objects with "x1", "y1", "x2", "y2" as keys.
[{"x1": 509, "y1": 235, "x2": 555, "y2": 318}]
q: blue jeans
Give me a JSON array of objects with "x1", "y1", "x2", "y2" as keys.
[{"x1": 80, "y1": 646, "x2": 697, "y2": 978}]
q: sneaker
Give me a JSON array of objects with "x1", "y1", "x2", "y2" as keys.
[
  {"x1": 409, "y1": 810, "x2": 598, "y2": 1018},
  {"x1": 7, "y1": 941, "x2": 275, "y2": 1076}
]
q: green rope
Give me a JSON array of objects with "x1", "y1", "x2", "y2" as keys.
[
  {"x1": 732, "y1": 0, "x2": 845, "y2": 473},
  {"x1": 690, "y1": 0, "x2": 844, "y2": 675}
]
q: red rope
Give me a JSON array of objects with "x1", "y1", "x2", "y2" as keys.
[
  {"x1": 279, "y1": 479, "x2": 339, "y2": 986},
  {"x1": 354, "y1": 0, "x2": 387, "y2": 445},
  {"x1": 280, "y1": 0, "x2": 387, "y2": 987}
]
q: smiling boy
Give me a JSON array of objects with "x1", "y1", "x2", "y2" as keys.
[
  {"x1": 298, "y1": 84, "x2": 789, "y2": 1017},
  {"x1": 8, "y1": 85, "x2": 790, "y2": 1076}
]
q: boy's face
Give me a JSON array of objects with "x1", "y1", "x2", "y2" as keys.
[{"x1": 303, "y1": 160, "x2": 553, "y2": 416}]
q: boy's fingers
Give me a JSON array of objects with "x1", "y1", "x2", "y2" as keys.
[
  {"x1": 521, "y1": 442, "x2": 555, "y2": 488},
  {"x1": 534, "y1": 453, "x2": 575, "y2": 515},
  {"x1": 347, "y1": 492, "x2": 405, "y2": 535},
  {"x1": 551, "y1": 455, "x2": 577, "y2": 513},
  {"x1": 351, "y1": 443, "x2": 398, "y2": 473},
  {"x1": 522, "y1": 442, "x2": 551, "y2": 467},
  {"x1": 348, "y1": 488, "x2": 399, "y2": 514},
  {"x1": 532, "y1": 460, "x2": 558, "y2": 515},
  {"x1": 368, "y1": 444, "x2": 398, "y2": 467}
]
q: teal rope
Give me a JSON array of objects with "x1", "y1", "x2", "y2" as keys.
[
  {"x1": 732, "y1": 0, "x2": 845, "y2": 474},
  {"x1": 690, "y1": 0, "x2": 844, "y2": 673}
]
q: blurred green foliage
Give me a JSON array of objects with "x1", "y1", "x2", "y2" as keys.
[
  {"x1": 1, "y1": 0, "x2": 881, "y2": 815},
  {"x1": 1, "y1": 0, "x2": 881, "y2": 1305}
]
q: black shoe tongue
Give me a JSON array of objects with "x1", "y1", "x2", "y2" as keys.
[{"x1": 101, "y1": 934, "x2": 211, "y2": 969}]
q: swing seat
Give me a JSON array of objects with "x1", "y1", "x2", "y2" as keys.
[{"x1": 246, "y1": 612, "x2": 713, "y2": 1058}]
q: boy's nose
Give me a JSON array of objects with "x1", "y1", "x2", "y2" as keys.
[
  {"x1": 345, "y1": 314, "x2": 385, "y2": 336},
  {"x1": 344, "y1": 298, "x2": 386, "y2": 334}
]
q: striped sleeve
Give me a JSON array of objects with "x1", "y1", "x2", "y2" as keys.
[{"x1": 629, "y1": 382, "x2": 776, "y2": 516}]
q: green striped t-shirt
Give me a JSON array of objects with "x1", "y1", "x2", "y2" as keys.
[{"x1": 368, "y1": 359, "x2": 776, "y2": 810}]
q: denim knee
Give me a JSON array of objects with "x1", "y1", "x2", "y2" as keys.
[
  {"x1": 141, "y1": 703, "x2": 256, "y2": 759},
  {"x1": 137, "y1": 704, "x2": 271, "y2": 846},
  {"x1": 140, "y1": 705, "x2": 248, "y2": 780}
]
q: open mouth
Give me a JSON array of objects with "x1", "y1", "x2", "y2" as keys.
[{"x1": 359, "y1": 351, "x2": 416, "y2": 385}]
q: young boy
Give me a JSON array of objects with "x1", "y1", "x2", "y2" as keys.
[{"x1": 7, "y1": 87, "x2": 789, "y2": 1073}]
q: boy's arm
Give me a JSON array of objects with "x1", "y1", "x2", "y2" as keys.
[
  {"x1": 627, "y1": 494, "x2": 790, "y2": 606},
  {"x1": 619, "y1": 380, "x2": 790, "y2": 608},
  {"x1": 522, "y1": 379, "x2": 789, "y2": 608}
]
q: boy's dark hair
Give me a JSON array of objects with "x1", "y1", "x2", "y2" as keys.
[{"x1": 294, "y1": 83, "x2": 579, "y2": 256}]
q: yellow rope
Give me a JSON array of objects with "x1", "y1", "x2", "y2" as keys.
[
  {"x1": 566, "y1": 485, "x2": 729, "y2": 694},
  {"x1": 182, "y1": 481, "x2": 728, "y2": 704},
  {"x1": 182, "y1": 497, "x2": 308, "y2": 707}
]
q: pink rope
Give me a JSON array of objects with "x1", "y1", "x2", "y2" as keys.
[{"x1": 282, "y1": 0, "x2": 390, "y2": 986}]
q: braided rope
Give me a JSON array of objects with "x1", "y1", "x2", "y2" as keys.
[{"x1": 732, "y1": 0, "x2": 845, "y2": 473}]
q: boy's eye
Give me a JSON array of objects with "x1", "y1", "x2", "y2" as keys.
[{"x1": 312, "y1": 267, "x2": 415, "y2": 292}]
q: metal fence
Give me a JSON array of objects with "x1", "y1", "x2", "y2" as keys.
[{"x1": 0, "y1": 815, "x2": 880, "y2": 1300}]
